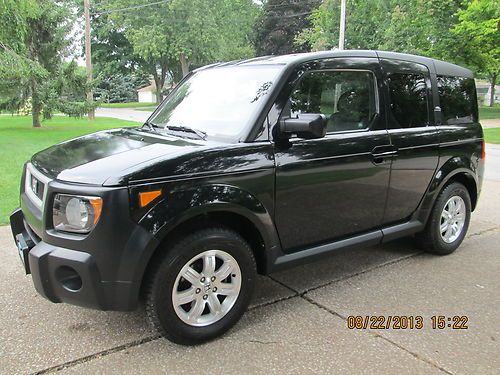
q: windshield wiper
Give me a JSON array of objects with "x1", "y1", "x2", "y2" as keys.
[
  {"x1": 165, "y1": 125, "x2": 207, "y2": 140},
  {"x1": 142, "y1": 121, "x2": 159, "y2": 132}
]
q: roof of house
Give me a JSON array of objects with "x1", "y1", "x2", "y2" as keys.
[{"x1": 137, "y1": 83, "x2": 156, "y2": 93}]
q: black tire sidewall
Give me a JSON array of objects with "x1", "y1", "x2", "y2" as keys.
[
  {"x1": 428, "y1": 182, "x2": 471, "y2": 254},
  {"x1": 148, "y1": 229, "x2": 256, "y2": 344}
]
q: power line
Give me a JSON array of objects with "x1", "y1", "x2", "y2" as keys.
[
  {"x1": 93, "y1": 0, "x2": 316, "y2": 16},
  {"x1": 264, "y1": 0, "x2": 321, "y2": 10},
  {"x1": 94, "y1": 2, "x2": 312, "y2": 20},
  {"x1": 93, "y1": 0, "x2": 170, "y2": 15}
]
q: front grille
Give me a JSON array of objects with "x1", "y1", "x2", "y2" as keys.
[
  {"x1": 30, "y1": 174, "x2": 45, "y2": 201},
  {"x1": 25, "y1": 163, "x2": 51, "y2": 209}
]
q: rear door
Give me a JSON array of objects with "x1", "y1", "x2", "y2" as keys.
[
  {"x1": 379, "y1": 58, "x2": 439, "y2": 224},
  {"x1": 273, "y1": 57, "x2": 392, "y2": 252}
]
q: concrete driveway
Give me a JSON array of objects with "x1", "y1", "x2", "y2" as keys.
[
  {"x1": 1, "y1": 169, "x2": 499, "y2": 374},
  {"x1": 485, "y1": 143, "x2": 500, "y2": 181}
]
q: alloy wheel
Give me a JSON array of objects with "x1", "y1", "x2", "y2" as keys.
[
  {"x1": 172, "y1": 249, "x2": 241, "y2": 327},
  {"x1": 440, "y1": 195, "x2": 466, "y2": 243}
]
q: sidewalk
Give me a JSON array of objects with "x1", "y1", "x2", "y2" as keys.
[
  {"x1": 95, "y1": 107, "x2": 152, "y2": 123},
  {"x1": 481, "y1": 119, "x2": 500, "y2": 128}
]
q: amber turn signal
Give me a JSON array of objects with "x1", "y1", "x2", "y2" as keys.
[
  {"x1": 89, "y1": 197, "x2": 103, "y2": 225},
  {"x1": 139, "y1": 190, "x2": 162, "y2": 207}
]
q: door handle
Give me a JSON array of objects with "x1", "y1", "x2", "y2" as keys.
[
  {"x1": 372, "y1": 150, "x2": 398, "y2": 158},
  {"x1": 371, "y1": 145, "x2": 398, "y2": 164}
]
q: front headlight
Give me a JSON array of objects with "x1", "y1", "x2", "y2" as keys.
[{"x1": 53, "y1": 194, "x2": 103, "y2": 234}]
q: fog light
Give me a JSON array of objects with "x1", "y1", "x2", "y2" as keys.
[{"x1": 55, "y1": 266, "x2": 82, "y2": 292}]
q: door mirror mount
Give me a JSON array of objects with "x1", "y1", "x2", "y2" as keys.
[{"x1": 279, "y1": 113, "x2": 327, "y2": 139}]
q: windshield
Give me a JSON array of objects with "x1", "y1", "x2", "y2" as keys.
[{"x1": 148, "y1": 65, "x2": 282, "y2": 141}]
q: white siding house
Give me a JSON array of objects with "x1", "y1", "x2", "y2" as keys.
[
  {"x1": 137, "y1": 84, "x2": 157, "y2": 103},
  {"x1": 476, "y1": 82, "x2": 500, "y2": 106}
]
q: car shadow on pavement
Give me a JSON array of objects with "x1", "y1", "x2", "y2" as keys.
[
  {"x1": 4, "y1": 233, "x2": 421, "y2": 343},
  {"x1": 88, "y1": 236, "x2": 421, "y2": 337}
]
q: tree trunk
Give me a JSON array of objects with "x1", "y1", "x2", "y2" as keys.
[
  {"x1": 152, "y1": 74, "x2": 165, "y2": 104},
  {"x1": 31, "y1": 79, "x2": 41, "y2": 128},
  {"x1": 180, "y1": 54, "x2": 190, "y2": 77},
  {"x1": 150, "y1": 60, "x2": 168, "y2": 104},
  {"x1": 489, "y1": 73, "x2": 496, "y2": 107},
  {"x1": 155, "y1": 86, "x2": 162, "y2": 105},
  {"x1": 32, "y1": 103, "x2": 41, "y2": 128}
]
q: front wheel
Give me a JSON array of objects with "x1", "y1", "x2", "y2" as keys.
[
  {"x1": 417, "y1": 182, "x2": 471, "y2": 255},
  {"x1": 145, "y1": 227, "x2": 256, "y2": 345}
]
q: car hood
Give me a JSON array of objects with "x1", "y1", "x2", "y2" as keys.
[{"x1": 31, "y1": 128, "x2": 218, "y2": 186}]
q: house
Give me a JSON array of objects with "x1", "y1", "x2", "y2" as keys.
[
  {"x1": 137, "y1": 80, "x2": 174, "y2": 103},
  {"x1": 137, "y1": 83, "x2": 157, "y2": 103},
  {"x1": 476, "y1": 81, "x2": 500, "y2": 106}
]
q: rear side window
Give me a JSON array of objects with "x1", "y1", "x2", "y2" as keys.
[
  {"x1": 437, "y1": 76, "x2": 477, "y2": 124},
  {"x1": 288, "y1": 70, "x2": 377, "y2": 132},
  {"x1": 387, "y1": 73, "x2": 429, "y2": 128}
]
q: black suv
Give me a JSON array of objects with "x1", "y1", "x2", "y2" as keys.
[{"x1": 10, "y1": 51, "x2": 484, "y2": 345}]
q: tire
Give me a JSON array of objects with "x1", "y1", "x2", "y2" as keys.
[
  {"x1": 417, "y1": 182, "x2": 471, "y2": 255},
  {"x1": 145, "y1": 227, "x2": 256, "y2": 345}
]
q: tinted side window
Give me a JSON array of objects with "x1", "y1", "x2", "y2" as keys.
[
  {"x1": 387, "y1": 73, "x2": 429, "y2": 128},
  {"x1": 289, "y1": 70, "x2": 377, "y2": 132},
  {"x1": 437, "y1": 76, "x2": 477, "y2": 124}
]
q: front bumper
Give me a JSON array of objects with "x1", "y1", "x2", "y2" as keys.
[{"x1": 10, "y1": 208, "x2": 143, "y2": 311}]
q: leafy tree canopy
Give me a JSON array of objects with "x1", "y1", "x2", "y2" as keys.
[
  {"x1": 255, "y1": 0, "x2": 322, "y2": 56},
  {"x1": 1, "y1": 0, "x2": 96, "y2": 126},
  {"x1": 452, "y1": 0, "x2": 500, "y2": 106},
  {"x1": 297, "y1": 0, "x2": 498, "y2": 106},
  {"x1": 296, "y1": 0, "x2": 463, "y2": 56},
  {"x1": 99, "y1": 0, "x2": 259, "y2": 102}
]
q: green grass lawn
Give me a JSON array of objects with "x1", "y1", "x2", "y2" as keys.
[
  {"x1": 479, "y1": 105, "x2": 500, "y2": 120},
  {"x1": 99, "y1": 102, "x2": 156, "y2": 109},
  {"x1": 484, "y1": 128, "x2": 500, "y2": 144},
  {"x1": 0, "y1": 115, "x2": 140, "y2": 225}
]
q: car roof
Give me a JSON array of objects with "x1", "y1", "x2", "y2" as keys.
[{"x1": 215, "y1": 50, "x2": 474, "y2": 79}]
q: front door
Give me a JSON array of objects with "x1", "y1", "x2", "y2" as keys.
[{"x1": 273, "y1": 57, "x2": 392, "y2": 252}]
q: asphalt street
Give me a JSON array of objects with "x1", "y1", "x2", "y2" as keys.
[{"x1": 0, "y1": 153, "x2": 499, "y2": 374}]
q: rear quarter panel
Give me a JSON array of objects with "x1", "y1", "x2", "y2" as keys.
[{"x1": 416, "y1": 122, "x2": 484, "y2": 222}]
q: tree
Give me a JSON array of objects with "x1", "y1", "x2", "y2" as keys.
[
  {"x1": 379, "y1": 0, "x2": 463, "y2": 58},
  {"x1": 452, "y1": 0, "x2": 500, "y2": 107},
  {"x1": 165, "y1": 0, "x2": 259, "y2": 74},
  {"x1": 71, "y1": 0, "x2": 143, "y2": 77},
  {"x1": 296, "y1": 0, "x2": 395, "y2": 51},
  {"x1": 104, "y1": 0, "x2": 259, "y2": 103},
  {"x1": 296, "y1": 0, "x2": 463, "y2": 54},
  {"x1": 1, "y1": 0, "x2": 93, "y2": 127},
  {"x1": 0, "y1": 0, "x2": 41, "y2": 113},
  {"x1": 95, "y1": 73, "x2": 150, "y2": 103},
  {"x1": 206, "y1": 0, "x2": 260, "y2": 62},
  {"x1": 104, "y1": 0, "x2": 176, "y2": 102},
  {"x1": 88, "y1": 9, "x2": 139, "y2": 77},
  {"x1": 26, "y1": 1, "x2": 75, "y2": 126},
  {"x1": 254, "y1": 0, "x2": 321, "y2": 55}
]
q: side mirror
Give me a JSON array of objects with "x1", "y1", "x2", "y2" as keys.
[{"x1": 279, "y1": 113, "x2": 327, "y2": 139}]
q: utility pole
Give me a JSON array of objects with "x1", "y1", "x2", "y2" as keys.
[
  {"x1": 84, "y1": 0, "x2": 95, "y2": 120},
  {"x1": 338, "y1": 0, "x2": 346, "y2": 50}
]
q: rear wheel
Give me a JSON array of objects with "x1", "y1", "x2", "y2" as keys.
[
  {"x1": 145, "y1": 227, "x2": 256, "y2": 345},
  {"x1": 417, "y1": 182, "x2": 471, "y2": 255}
]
